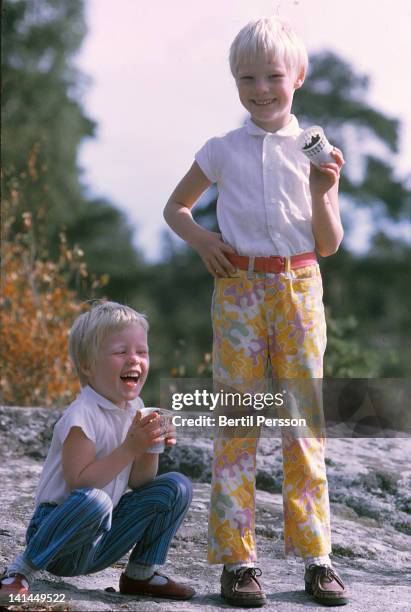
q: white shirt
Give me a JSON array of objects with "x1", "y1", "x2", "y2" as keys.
[
  {"x1": 195, "y1": 115, "x2": 315, "y2": 257},
  {"x1": 35, "y1": 386, "x2": 144, "y2": 508}
]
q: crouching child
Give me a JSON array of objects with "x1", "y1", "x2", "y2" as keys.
[{"x1": 0, "y1": 301, "x2": 195, "y2": 604}]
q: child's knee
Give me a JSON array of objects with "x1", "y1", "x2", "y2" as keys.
[
  {"x1": 72, "y1": 487, "x2": 113, "y2": 518},
  {"x1": 157, "y1": 472, "x2": 193, "y2": 508}
]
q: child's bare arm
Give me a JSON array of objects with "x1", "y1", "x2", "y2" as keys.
[
  {"x1": 164, "y1": 161, "x2": 236, "y2": 277},
  {"x1": 62, "y1": 413, "x2": 163, "y2": 491},
  {"x1": 127, "y1": 453, "x2": 158, "y2": 489},
  {"x1": 63, "y1": 427, "x2": 135, "y2": 490},
  {"x1": 310, "y1": 148, "x2": 345, "y2": 256},
  {"x1": 127, "y1": 415, "x2": 176, "y2": 489}
]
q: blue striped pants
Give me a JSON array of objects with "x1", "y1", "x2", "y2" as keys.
[{"x1": 22, "y1": 472, "x2": 192, "y2": 577}]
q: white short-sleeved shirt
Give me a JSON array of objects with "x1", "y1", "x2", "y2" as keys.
[
  {"x1": 195, "y1": 115, "x2": 315, "y2": 257},
  {"x1": 35, "y1": 386, "x2": 144, "y2": 508}
]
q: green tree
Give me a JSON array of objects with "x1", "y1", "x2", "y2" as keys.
[
  {"x1": 1, "y1": 0, "x2": 144, "y2": 301},
  {"x1": 2, "y1": 0, "x2": 92, "y2": 229},
  {"x1": 293, "y1": 52, "x2": 411, "y2": 375}
]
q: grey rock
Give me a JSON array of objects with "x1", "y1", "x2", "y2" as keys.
[{"x1": 1, "y1": 406, "x2": 410, "y2": 610}]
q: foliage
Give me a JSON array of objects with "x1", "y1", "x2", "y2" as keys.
[
  {"x1": 293, "y1": 52, "x2": 411, "y2": 223},
  {"x1": 295, "y1": 52, "x2": 399, "y2": 153},
  {"x1": 2, "y1": 0, "x2": 93, "y2": 230},
  {"x1": 323, "y1": 315, "x2": 393, "y2": 378},
  {"x1": 0, "y1": 183, "x2": 107, "y2": 407},
  {"x1": 1, "y1": 0, "x2": 145, "y2": 303}
]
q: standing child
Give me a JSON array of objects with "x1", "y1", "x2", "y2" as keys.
[
  {"x1": 164, "y1": 16, "x2": 348, "y2": 607},
  {"x1": 0, "y1": 301, "x2": 195, "y2": 604}
]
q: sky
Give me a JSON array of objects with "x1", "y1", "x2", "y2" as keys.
[{"x1": 77, "y1": 0, "x2": 411, "y2": 260}]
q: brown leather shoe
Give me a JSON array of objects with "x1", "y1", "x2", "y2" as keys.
[
  {"x1": 221, "y1": 567, "x2": 267, "y2": 607},
  {"x1": 304, "y1": 565, "x2": 349, "y2": 606},
  {"x1": 119, "y1": 571, "x2": 195, "y2": 600},
  {"x1": 0, "y1": 572, "x2": 30, "y2": 605}
]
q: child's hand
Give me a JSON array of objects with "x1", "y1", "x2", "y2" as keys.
[
  {"x1": 191, "y1": 229, "x2": 237, "y2": 278},
  {"x1": 123, "y1": 412, "x2": 164, "y2": 455},
  {"x1": 309, "y1": 148, "x2": 345, "y2": 198}
]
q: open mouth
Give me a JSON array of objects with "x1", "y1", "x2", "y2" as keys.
[
  {"x1": 120, "y1": 372, "x2": 140, "y2": 387},
  {"x1": 252, "y1": 99, "x2": 275, "y2": 106}
]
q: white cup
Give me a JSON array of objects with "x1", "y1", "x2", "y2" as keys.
[
  {"x1": 297, "y1": 126, "x2": 334, "y2": 166},
  {"x1": 139, "y1": 407, "x2": 173, "y2": 453}
]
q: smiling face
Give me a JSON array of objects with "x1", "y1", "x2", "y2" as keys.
[
  {"x1": 236, "y1": 55, "x2": 304, "y2": 132},
  {"x1": 84, "y1": 323, "x2": 149, "y2": 409}
]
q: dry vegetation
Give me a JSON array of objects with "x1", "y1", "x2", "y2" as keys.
[{"x1": 0, "y1": 177, "x2": 107, "y2": 407}]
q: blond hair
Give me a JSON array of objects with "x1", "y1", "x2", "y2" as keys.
[
  {"x1": 69, "y1": 301, "x2": 149, "y2": 385},
  {"x1": 229, "y1": 16, "x2": 308, "y2": 79}
]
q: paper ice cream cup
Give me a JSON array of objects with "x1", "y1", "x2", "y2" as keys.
[
  {"x1": 139, "y1": 407, "x2": 173, "y2": 453},
  {"x1": 297, "y1": 125, "x2": 334, "y2": 166}
]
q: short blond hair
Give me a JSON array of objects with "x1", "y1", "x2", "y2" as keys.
[
  {"x1": 229, "y1": 16, "x2": 308, "y2": 80},
  {"x1": 69, "y1": 301, "x2": 149, "y2": 385}
]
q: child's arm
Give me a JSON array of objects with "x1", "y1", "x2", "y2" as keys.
[
  {"x1": 62, "y1": 412, "x2": 163, "y2": 491},
  {"x1": 164, "y1": 161, "x2": 236, "y2": 277},
  {"x1": 127, "y1": 415, "x2": 176, "y2": 489},
  {"x1": 127, "y1": 453, "x2": 159, "y2": 489},
  {"x1": 310, "y1": 148, "x2": 345, "y2": 256}
]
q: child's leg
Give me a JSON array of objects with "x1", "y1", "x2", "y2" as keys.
[
  {"x1": 209, "y1": 436, "x2": 259, "y2": 564},
  {"x1": 84, "y1": 472, "x2": 192, "y2": 574},
  {"x1": 14, "y1": 473, "x2": 191, "y2": 578},
  {"x1": 22, "y1": 488, "x2": 114, "y2": 576},
  {"x1": 209, "y1": 273, "x2": 268, "y2": 564},
  {"x1": 267, "y1": 265, "x2": 331, "y2": 559}
]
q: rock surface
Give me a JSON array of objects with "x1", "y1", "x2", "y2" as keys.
[{"x1": 1, "y1": 406, "x2": 410, "y2": 611}]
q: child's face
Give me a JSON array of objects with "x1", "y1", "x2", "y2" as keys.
[
  {"x1": 85, "y1": 324, "x2": 149, "y2": 409},
  {"x1": 236, "y1": 55, "x2": 303, "y2": 132}
]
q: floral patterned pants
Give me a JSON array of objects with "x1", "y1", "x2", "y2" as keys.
[{"x1": 208, "y1": 264, "x2": 331, "y2": 563}]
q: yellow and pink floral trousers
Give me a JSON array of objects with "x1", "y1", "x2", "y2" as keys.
[{"x1": 208, "y1": 263, "x2": 331, "y2": 563}]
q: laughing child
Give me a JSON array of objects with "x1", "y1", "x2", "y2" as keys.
[{"x1": 0, "y1": 301, "x2": 195, "y2": 604}]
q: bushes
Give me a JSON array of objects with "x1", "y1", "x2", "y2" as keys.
[{"x1": 0, "y1": 187, "x2": 106, "y2": 406}]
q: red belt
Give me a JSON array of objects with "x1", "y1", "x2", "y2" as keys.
[{"x1": 227, "y1": 251, "x2": 317, "y2": 274}]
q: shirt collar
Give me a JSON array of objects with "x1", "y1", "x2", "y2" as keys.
[
  {"x1": 245, "y1": 114, "x2": 300, "y2": 137},
  {"x1": 81, "y1": 385, "x2": 137, "y2": 414}
]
